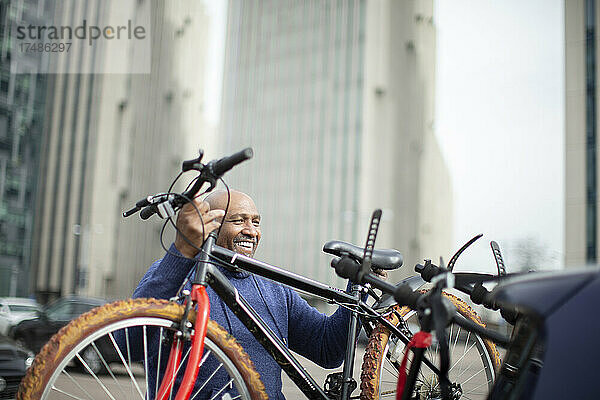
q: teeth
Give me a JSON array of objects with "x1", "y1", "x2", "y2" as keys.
[{"x1": 236, "y1": 241, "x2": 254, "y2": 250}]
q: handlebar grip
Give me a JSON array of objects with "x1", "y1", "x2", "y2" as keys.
[
  {"x1": 415, "y1": 262, "x2": 444, "y2": 282},
  {"x1": 471, "y1": 282, "x2": 519, "y2": 324},
  {"x1": 393, "y1": 284, "x2": 422, "y2": 309},
  {"x1": 331, "y1": 256, "x2": 360, "y2": 281},
  {"x1": 470, "y1": 282, "x2": 493, "y2": 307},
  {"x1": 140, "y1": 205, "x2": 156, "y2": 220},
  {"x1": 213, "y1": 148, "x2": 254, "y2": 177},
  {"x1": 500, "y1": 306, "x2": 519, "y2": 325},
  {"x1": 332, "y1": 256, "x2": 422, "y2": 309}
]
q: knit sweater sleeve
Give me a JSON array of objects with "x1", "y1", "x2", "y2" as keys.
[
  {"x1": 133, "y1": 243, "x2": 196, "y2": 300},
  {"x1": 285, "y1": 287, "x2": 352, "y2": 369}
]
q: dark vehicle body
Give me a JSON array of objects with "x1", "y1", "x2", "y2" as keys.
[
  {"x1": 489, "y1": 267, "x2": 600, "y2": 399},
  {"x1": 0, "y1": 334, "x2": 33, "y2": 400},
  {"x1": 11, "y1": 296, "x2": 105, "y2": 353},
  {"x1": 11, "y1": 296, "x2": 119, "y2": 374}
]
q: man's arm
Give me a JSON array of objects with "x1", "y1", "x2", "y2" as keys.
[
  {"x1": 286, "y1": 288, "x2": 354, "y2": 369},
  {"x1": 134, "y1": 197, "x2": 225, "y2": 299},
  {"x1": 133, "y1": 244, "x2": 196, "y2": 300}
]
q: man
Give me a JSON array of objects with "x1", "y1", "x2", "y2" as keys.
[{"x1": 134, "y1": 190, "x2": 357, "y2": 399}]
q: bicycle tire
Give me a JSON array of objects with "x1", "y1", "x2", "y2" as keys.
[
  {"x1": 361, "y1": 292, "x2": 501, "y2": 400},
  {"x1": 18, "y1": 298, "x2": 268, "y2": 400}
]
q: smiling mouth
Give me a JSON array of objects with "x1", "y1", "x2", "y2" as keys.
[{"x1": 233, "y1": 239, "x2": 255, "y2": 255}]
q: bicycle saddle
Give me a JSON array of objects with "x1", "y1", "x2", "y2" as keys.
[{"x1": 322, "y1": 240, "x2": 403, "y2": 270}]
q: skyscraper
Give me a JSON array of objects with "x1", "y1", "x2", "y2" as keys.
[
  {"x1": 220, "y1": 0, "x2": 452, "y2": 285},
  {"x1": 565, "y1": 0, "x2": 598, "y2": 267},
  {"x1": 0, "y1": 0, "x2": 52, "y2": 296},
  {"x1": 30, "y1": 0, "x2": 214, "y2": 301}
]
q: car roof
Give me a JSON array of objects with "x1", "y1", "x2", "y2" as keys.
[
  {"x1": 0, "y1": 297, "x2": 40, "y2": 307},
  {"x1": 47, "y1": 295, "x2": 107, "y2": 306}
]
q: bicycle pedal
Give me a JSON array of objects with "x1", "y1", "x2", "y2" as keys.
[{"x1": 324, "y1": 372, "x2": 357, "y2": 399}]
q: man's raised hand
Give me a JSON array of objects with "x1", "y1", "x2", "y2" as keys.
[{"x1": 174, "y1": 198, "x2": 225, "y2": 258}]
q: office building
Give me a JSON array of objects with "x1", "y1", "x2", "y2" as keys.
[
  {"x1": 30, "y1": 0, "x2": 213, "y2": 301},
  {"x1": 220, "y1": 0, "x2": 452, "y2": 286},
  {"x1": 0, "y1": 0, "x2": 52, "y2": 296},
  {"x1": 565, "y1": 0, "x2": 599, "y2": 266}
]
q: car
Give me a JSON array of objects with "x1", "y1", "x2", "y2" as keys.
[
  {"x1": 0, "y1": 298, "x2": 41, "y2": 336},
  {"x1": 0, "y1": 333, "x2": 34, "y2": 400},
  {"x1": 9, "y1": 296, "x2": 120, "y2": 374},
  {"x1": 11, "y1": 296, "x2": 106, "y2": 354}
]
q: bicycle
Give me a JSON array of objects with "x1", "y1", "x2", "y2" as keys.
[
  {"x1": 348, "y1": 214, "x2": 600, "y2": 400},
  {"x1": 17, "y1": 149, "x2": 501, "y2": 400}
]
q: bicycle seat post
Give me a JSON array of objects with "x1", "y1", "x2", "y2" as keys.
[{"x1": 338, "y1": 283, "x2": 363, "y2": 399}]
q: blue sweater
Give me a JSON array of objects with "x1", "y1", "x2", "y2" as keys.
[{"x1": 132, "y1": 244, "x2": 353, "y2": 399}]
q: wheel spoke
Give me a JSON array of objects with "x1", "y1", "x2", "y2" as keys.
[
  {"x1": 366, "y1": 304, "x2": 498, "y2": 400},
  {"x1": 57, "y1": 370, "x2": 95, "y2": 400},
  {"x1": 168, "y1": 339, "x2": 182, "y2": 400},
  {"x1": 108, "y1": 332, "x2": 145, "y2": 400},
  {"x1": 383, "y1": 362, "x2": 398, "y2": 377},
  {"x1": 452, "y1": 356, "x2": 478, "y2": 381},
  {"x1": 448, "y1": 340, "x2": 478, "y2": 375},
  {"x1": 51, "y1": 385, "x2": 88, "y2": 400},
  {"x1": 143, "y1": 326, "x2": 149, "y2": 399},
  {"x1": 21, "y1": 304, "x2": 268, "y2": 400},
  {"x1": 76, "y1": 353, "x2": 117, "y2": 400},
  {"x1": 172, "y1": 342, "x2": 193, "y2": 379},
  {"x1": 459, "y1": 331, "x2": 472, "y2": 376},
  {"x1": 209, "y1": 378, "x2": 234, "y2": 400},
  {"x1": 190, "y1": 363, "x2": 224, "y2": 400},
  {"x1": 457, "y1": 366, "x2": 485, "y2": 387},
  {"x1": 463, "y1": 380, "x2": 490, "y2": 395},
  {"x1": 89, "y1": 342, "x2": 128, "y2": 399},
  {"x1": 155, "y1": 327, "x2": 163, "y2": 400}
]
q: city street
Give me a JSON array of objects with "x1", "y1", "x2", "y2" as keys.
[{"x1": 44, "y1": 343, "x2": 495, "y2": 399}]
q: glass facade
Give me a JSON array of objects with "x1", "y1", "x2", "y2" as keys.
[
  {"x1": 0, "y1": 0, "x2": 51, "y2": 296},
  {"x1": 220, "y1": 0, "x2": 366, "y2": 286},
  {"x1": 585, "y1": 0, "x2": 597, "y2": 263}
]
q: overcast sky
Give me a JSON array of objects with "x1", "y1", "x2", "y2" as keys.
[
  {"x1": 434, "y1": 0, "x2": 564, "y2": 272},
  {"x1": 202, "y1": 0, "x2": 565, "y2": 273}
]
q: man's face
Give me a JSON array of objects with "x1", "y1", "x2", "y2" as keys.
[{"x1": 215, "y1": 192, "x2": 261, "y2": 257}]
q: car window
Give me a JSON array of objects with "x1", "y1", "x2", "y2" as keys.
[
  {"x1": 46, "y1": 301, "x2": 73, "y2": 321},
  {"x1": 73, "y1": 303, "x2": 97, "y2": 315},
  {"x1": 8, "y1": 305, "x2": 39, "y2": 313}
]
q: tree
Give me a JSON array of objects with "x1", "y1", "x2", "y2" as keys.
[{"x1": 510, "y1": 236, "x2": 552, "y2": 272}]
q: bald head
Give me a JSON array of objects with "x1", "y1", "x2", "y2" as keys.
[
  {"x1": 205, "y1": 190, "x2": 261, "y2": 257},
  {"x1": 205, "y1": 190, "x2": 251, "y2": 212}
]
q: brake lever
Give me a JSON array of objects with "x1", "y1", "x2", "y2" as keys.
[{"x1": 182, "y1": 149, "x2": 205, "y2": 172}]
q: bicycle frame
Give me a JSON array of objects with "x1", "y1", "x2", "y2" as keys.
[{"x1": 161, "y1": 232, "x2": 438, "y2": 400}]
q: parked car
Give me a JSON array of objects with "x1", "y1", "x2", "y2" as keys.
[
  {"x1": 0, "y1": 333, "x2": 34, "y2": 400},
  {"x1": 0, "y1": 298, "x2": 41, "y2": 336},
  {"x1": 10, "y1": 296, "x2": 118, "y2": 374}
]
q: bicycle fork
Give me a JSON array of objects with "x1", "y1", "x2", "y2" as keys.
[{"x1": 156, "y1": 284, "x2": 211, "y2": 400}]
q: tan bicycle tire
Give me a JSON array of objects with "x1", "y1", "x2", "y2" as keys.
[
  {"x1": 360, "y1": 292, "x2": 502, "y2": 400},
  {"x1": 18, "y1": 298, "x2": 268, "y2": 400}
]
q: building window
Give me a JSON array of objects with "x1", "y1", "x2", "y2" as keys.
[{"x1": 585, "y1": 0, "x2": 597, "y2": 263}]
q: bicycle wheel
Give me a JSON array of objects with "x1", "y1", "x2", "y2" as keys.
[
  {"x1": 18, "y1": 298, "x2": 267, "y2": 400},
  {"x1": 361, "y1": 292, "x2": 501, "y2": 400}
]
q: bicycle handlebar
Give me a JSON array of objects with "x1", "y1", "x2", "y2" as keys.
[
  {"x1": 123, "y1": 148, "x2": 254, "y2": 220},
  {"x1": 140, "y1": 205, "x2": 157, "y2": 220},
  {"x1": 213, "y1": 148, "x2": 254, "y2": 177},
  {"x1": 415, "y1": 260, "x2": 520, "y2": 324},
  {"x1": 180, "y1": 147, "x2": 254, "y2": 203},
  {"x1": 332, "y1": 256, "x2": 422, "y2": 309}
]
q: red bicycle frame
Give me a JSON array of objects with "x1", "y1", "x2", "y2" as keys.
[{"x1": 155, "y1": 285, "x2": 210, "y2": 400}]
